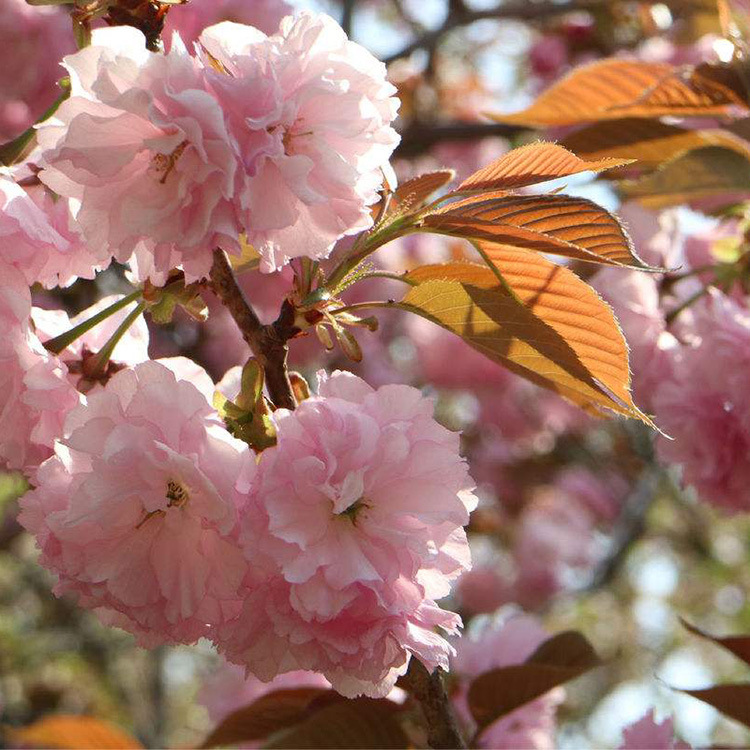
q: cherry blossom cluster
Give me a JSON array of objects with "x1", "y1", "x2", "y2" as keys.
[
  {"x1": 0, "y1": 8, "x2": 477, "y2": 699},
  {"x1": 18, "y1": 364, "x2": 475, "y2": 697},
  {"x1": 25, "y1": 11, "x2": 398, "y2": 285}
]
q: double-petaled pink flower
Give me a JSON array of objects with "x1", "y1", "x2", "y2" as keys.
[
  {"x1": 220, "y1": 371, "x2": 476, "y2": 698},
  {"x1": 19, "y1": 360, "x2": 255, "y2": 645}
]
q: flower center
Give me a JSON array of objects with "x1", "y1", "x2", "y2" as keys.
[
  {"x1": 337, "y1": 496, "x2": 368, "y2": 524},
  {"x1": 150, "y1": 139, "x2": 189, "y2": 184},
  {"x1": 135, "y1": 479, "x2": 190, "y2": 529}
]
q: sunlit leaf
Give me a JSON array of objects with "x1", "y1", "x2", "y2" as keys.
[
  {"x1": 200, "y1": 688, "x2": 334, "y2": 748},
  {"x1": 5, "y1": 716, "x2": 142, "y2": 749},
  {"x1": 679, "y1": 685, "x2": 750, "y2": 729},
  {"x1": 421, "y1": 194, "x2": 650, "y2": 268},
  {"x1": 560, "y1": 119, "x2": 749, "y2": 169},
  {"x1": 265, "y1": 698, "x2": 408, "y2": 749},
  {"x1": 490, "y1": 60, "x2": 749, "y2": 127},
  {"x1": 468, "y1": 631, "x2": 603, "y2": 732},
  {"x1": 454, "y1": 142, "x2": 632, "y2": 192},
  {"x1": 400, "y1": 252, "x2": 650, "y2": 423},
  {"x1": 391, "y1": 169, "x2": 455, "y2": 210},
  {"x1": 620, "y1": 144, "x2": 750, "y2": 208}
]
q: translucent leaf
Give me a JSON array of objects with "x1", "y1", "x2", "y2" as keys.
[
  {"x1": 455, "y1": 142, "x2": 632, "y2": 192},
  {"x1": 391, "y1": 169, "x2": 455, "y2": 210},
  {"x1": 490, "y1": 60, "x2": 749, "y2": 127},
  {"x1": 620, "y1": 144, "x2": 750, "y2": 207},
  {"x1": 400, "y1": 252, "x2": 651, "y2": 423},
  {"x1": 422, "y1": 193, "x2": 650, "y2": 268},
  {"x1": 5, "y1": 716, "x2": 142, "y2": 749},
  {"x1": 559, "y1": 119, "x2": 747, "y2": 168}
]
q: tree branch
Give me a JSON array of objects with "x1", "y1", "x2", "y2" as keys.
[
  {"x1": 402, "y1": 659, "x2": 466, "y2": 749},
  {"x1": 395, "y1": 121, "x2": 527, "y2": 158},
  {"x1": 209, "y1": 249, "x2": 297, "y2": 410},
  {"x1": 383, "y1": 0, "x2": 711, "y2": 64}
]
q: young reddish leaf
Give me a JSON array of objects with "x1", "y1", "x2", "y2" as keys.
[
  {"x1": 560, "y1": 119, "x2": 744, "y2": 168},
  {"x1": 681, "y1": 618, "x2": 750, "y2": 667},
  {"x1": 621, "y1": 144, "x2": 750, "y2": 208},
  {"x1": 454, "y1": 142, "x2": 632, "y2": 192},
  {"x1": 200, "y1": 688, "x2": 334, "y2": 748},
  {"x1": 467, "y1": 631, "x2": 602, "y2": 732},
  {"x1": 5, "y1": 715, "x2": 142, "y2": 749},
  {"x1": 490, "y1": 60, "x2": 749, "y2": 127},
  {"x1": 265, "y1": 698, "x2": 408, "y2": 749},
  {"x1": 678, "y1": 685, "x2": 750, "y2": 730},
  {"x1": 400, "y1": 252, "x2": 651, "y2": 423},
  {"x1": 422, "y1": 193, "x2": 650, "y2": 268},
  {"x1": 391, "y1": 169, "x2": 456, "y2": 210}
]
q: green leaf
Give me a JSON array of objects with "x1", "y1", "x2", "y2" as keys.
[{"x1": 468, "y1": 631, "x2": 603, "y2": 733}]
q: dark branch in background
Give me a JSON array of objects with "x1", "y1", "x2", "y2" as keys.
[
  {"x1": 209, "y1": 249, "x2": 297, "y2": 410},
  {"x1": 383, "y1": 0, "x2": 710, "y2": 64},
  {"x1": 402, "y1": 660, "x2": 467, "y2": 749},
  {"x1": 341, "y1": 0, "x2": 356, "y2": 36},
  {"x1": 582, "y1": 466, "x2": 660, "y2": 591},
  {"x1": 395, "y1": 121, "x2": 527, "y2": 158}
]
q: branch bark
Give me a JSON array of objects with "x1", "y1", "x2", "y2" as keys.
[
  {"x1": 209, "y1": 249, "x2": 297, "y2": 410},
  {"x1": 383, "y1": 0, "x2": 711, "y2": 64},
  {"x1": 402, "y1": 659, "x2": 466, "y2": 749}
]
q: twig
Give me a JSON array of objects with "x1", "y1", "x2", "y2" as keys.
[
  {"x1": 395, "y1": 121, "x2": 527, "y2": 158},
  {"x1": 208, "y1": 249, "x2": 297, "y2": 409},
  {"x1": 341, "y1": 0, "x2": 356, "y2": 36},
  {"x1": 582, "y1": 466, "x2": 660, "y2": 591},
  {"x1": 383, "y1": 0, "x2": 710, "y2": 64},
  {"x1": 402, "y1": 659, "x2": 466, "y2": 749}
]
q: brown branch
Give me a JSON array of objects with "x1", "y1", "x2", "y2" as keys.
[
  {"x1": 396, "y1": 121, "x2": 527, "y2": 158},
  {"x1": 383, "y1": 0, "x2": 711, "y2": 64},
  {"x1": 209, "y1": 249, "x2": 297, "y2": 410},
  {"x1": 402, "y1": 659, "x2": 466, "y2": 749}
]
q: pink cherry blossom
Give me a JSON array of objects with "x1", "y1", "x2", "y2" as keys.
[
  {"x1": 452, "y1": 612, "x2": 564, "y2": 749},
  {"x1": 512, "y1": 487, "x2": 601, "y2": 606},
  {"x1": 654, "y1": 291, "x2": 750, "y2": 513},
  {"x1": 0, "y1": 261, "x2": 80, "y2": 475},
  {"x1": 0, "y1": 0, "x2": 74, "y2": 141},
  {"x1": 0, "y1": 171, "x2": 100, "y2": 289},
  {"x1": 18, "y1": 359, "x2": 255, "y2": 645},
  {"x1": 593, "y1": 268, "x2": 677, "y2": 411},
  {"x1": 619, "y1": 710, "x2": 691, "y2": 749},
  {"x1": 37, "y1": 26, "x2": 240, "y2": 284},
  {"x1": 200, "y1": 12, "x2": 400, "y2": 271},
  {"x1": 165, "y1": 0, "x2": 292, "y2": 47},
  {"x1": 220, "y1": 370, "x2": 476, "y2": 698}
]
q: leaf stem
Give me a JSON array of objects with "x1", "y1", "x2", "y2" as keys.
[
  {"x1": 665, "y1": 286, "x2": 710, "y2": 325},
  {"x1": 43, "y1": 290, "x2": 142, "y2": 354},
  {"x1": 87, "y1": 302, "x2": 146, "y2": 377}
]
